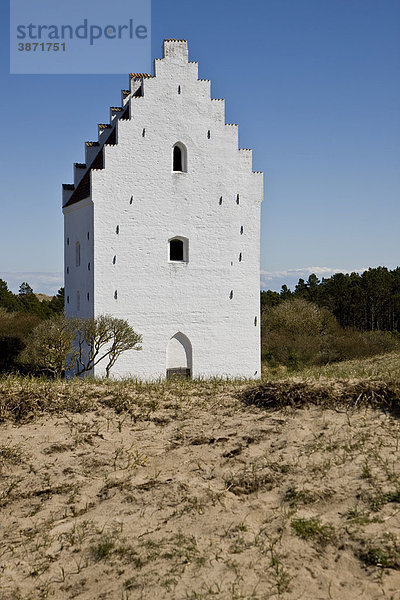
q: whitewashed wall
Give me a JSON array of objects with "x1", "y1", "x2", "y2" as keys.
[
  {"x1": 64, "y1": 40, "x2": 263, "y2": 380},
  {"x1": 64, "y1": 198, "x2": 94, "y2": 321}
]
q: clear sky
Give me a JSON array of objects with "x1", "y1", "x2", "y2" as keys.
[{"x1": 0, "y1": 0, "x2": 399, "y2": 294}]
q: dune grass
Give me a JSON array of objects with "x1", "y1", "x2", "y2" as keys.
[
  {"x1": 1, "y1": 352, "x2": 400, "y2": 599},
  {"x1": 1, "y1": 351, "x2": 399, "y2": 423}
]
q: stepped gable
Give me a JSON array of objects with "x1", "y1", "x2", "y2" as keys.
[{"x1": 62, "y1": 39, "x2": 262, "y2": 209}]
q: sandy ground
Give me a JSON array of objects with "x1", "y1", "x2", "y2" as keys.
[{"x1": 1, "y1": 385, "x2": 400, "y2": 599}]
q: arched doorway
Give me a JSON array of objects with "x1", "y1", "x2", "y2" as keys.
[{"x1": 166, "y1": 332, "x2": 192, "y2": 379}]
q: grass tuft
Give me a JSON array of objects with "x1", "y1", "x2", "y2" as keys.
[{"x1": 291, "y1": 517, "x2": 336, "y2": 546}]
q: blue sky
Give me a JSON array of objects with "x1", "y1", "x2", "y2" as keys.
[{"x1": 0, "y1": 0, "x2": 399, "y2": 294}]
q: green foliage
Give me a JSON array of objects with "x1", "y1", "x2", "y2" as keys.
[
  {"x1": 262, "y1": 298, "x2": 400, "y2": 367},
  {"x1": 19, "y1": 282, "x2": 33, "y2": 296},
  {"x1": 284, "y1": 486, "x2": 316, "y2": 508},
  {"x1": 0, "y1": 279, "x2": 20, "y2": 312},
  {"x1": 291, "y1": 517, "x2": 335, "y2": 546},
  {"x1": 0, "y1": 308, "x2": 42, "y2": 373},
  {"x1": 0, "y1": 280, "x2": 65, "y2": 374},
  {"x1": 360, "y1": 538, "x2": 400, "y2": 569},
  {"x1": 47, "y1": 288, "x2": 65, "y2": 314},
  {"x1": 19, "y1": 314, "x2": 77, "y2": 378},
  {"x1": 0, "y1": 278, "x2": 64, "y2": 319},
  {"x1": 90, "y1": 535, "x2": 115, "y2": 561},
  {"x1": 261, "y1": 298, "x2": 340, "y2": 366},
  {"x1": 261, "y1": 266, "x2": 400, "y2": 332},
  {"x1": 260, "y1": 290, "x2": 281, "y2": 312}
]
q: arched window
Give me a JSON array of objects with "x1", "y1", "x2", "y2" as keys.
[
  {"x1": 75, "y1": 242, "x2": 80, "y2": 267},
  {"x1": 169, "y1": 237, "x2": 188, "y2": 262},
  {"x1": 173, "y1": 145, "x2": 182, "y2": 171},
  {"x1": 170, "y1": 239, "x2": 183, "y2": 261},
  {"x1": 172, "y1": 142, "x2": 187, "y2": 172},
  {"x1": 166, "y1": 332, "x2": 192, "y2": 379},
  {"x1": 76, "y1": 291, "x2": 80, "y2": 311}
]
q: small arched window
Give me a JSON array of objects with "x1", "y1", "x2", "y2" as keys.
[
  {"x1": 169, "y1": 237, "x2": 188, "y2": 262},
  {"x1": 172, "y1": 142, "x2": 187, "y2": 172},
  {"x1": 170, "y1": 239, "x2": 183, "y2": 261},
  {"x1": 77, "y1": 291, "x2": 80, "y2": 311},
  {"x1": 75, "y1": 242, "x2": 80, "y2": 267}
]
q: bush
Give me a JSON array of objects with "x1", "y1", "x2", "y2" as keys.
[
  {"x1": 0, "y1": 308, "x2": 41, "y2": 373},
  {"x1": 261, "y1": 299, "x2": 400, "y2": 368},
  {"x1": 19, "y1": 314, "x2": 76, "y2": 378},
  {"x1": 261, "y1": 298, "x2": 340, "y2": 367}
]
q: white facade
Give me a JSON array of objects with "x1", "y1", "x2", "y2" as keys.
[{"x1": 63, "y1": 39, "x2": 263, "y2": 380}]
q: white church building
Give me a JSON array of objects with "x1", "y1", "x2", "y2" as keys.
[{"x1": 62, "y1": 39, "x2": 263, "y2": 380}]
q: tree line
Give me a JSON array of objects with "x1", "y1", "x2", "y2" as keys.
[
  {"x1": 0, "y1": 279, "x2": 142, "y2": 377},
  {"x1": 261, "y1": 267, "x2": 400, "y2": 332},
  {"x1": 0, "y1": 279, "x2": 64, "y2": 318},
  {"x1": 0, "y1": 279, "x2": 65, "y2": 372}
]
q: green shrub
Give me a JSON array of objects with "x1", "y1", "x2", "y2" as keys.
[
  {"x1": 291, "y1": 517, "x2": 335, "y2": 546},
  {"x1": 261, "y1": 298, "x2": 340, "y2": 367},
  {"x1": 0, "y1": 309, "x2": 41, "y2": 373},
  {"x1": 261, "y1": 299, "x2": 400, "y2": 367}
]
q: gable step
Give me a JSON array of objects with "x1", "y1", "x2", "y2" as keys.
[
  {"x1": 85, "y1": 141, "x2": 100, "y2": 164},
  {"x1": 110, "y1": 106, "x2": 124, "y2": 122},
  {"x1": 129, "y1": 73, "x2": 153, "y2": 79},
  {"x1": 62, "y1": 183, "x2": 75, "y2": 206},
  {"x1": 74, "y1": 163, "x2": 87, "y2": 186},
  {"x1": 98, "y1": 123, "x2": 112, "y2": 140}
]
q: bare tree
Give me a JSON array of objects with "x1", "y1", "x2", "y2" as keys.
[
  {"x1": 21, "y1": 314, "x2": 142, "y2": 379},
  {"x1": 105, "y1": 318, "x2": 142, "y2": 378},
  {"x1": 74, "y1": 315, "x2": 142, "y2": 377}
]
